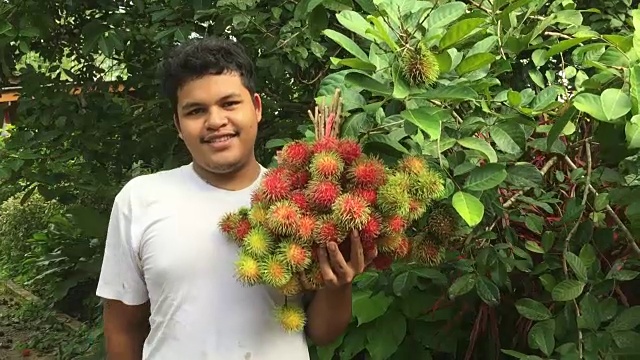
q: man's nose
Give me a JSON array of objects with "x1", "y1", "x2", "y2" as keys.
[{"x1": 205, "y1": 107, "x2": 228, "y2": 128}]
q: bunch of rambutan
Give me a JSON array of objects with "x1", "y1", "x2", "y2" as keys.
[{"x1": 218, "y1": 89, "x2": 446, "y2": 333}]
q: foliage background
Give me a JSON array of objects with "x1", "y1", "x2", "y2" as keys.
[{"x1": 1, "y1": 0, "x2": 640, "y2": 359}]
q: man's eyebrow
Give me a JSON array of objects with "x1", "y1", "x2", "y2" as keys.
[{"x1": 180, "y1": 93, "x2": 243, "y2": 111}]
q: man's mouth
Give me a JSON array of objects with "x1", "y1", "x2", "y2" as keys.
[{"x1": 202, "y1": 133, "x2": 238, "y2": 144}]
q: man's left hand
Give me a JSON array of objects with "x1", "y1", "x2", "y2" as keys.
[{"x1": 317, "y1": 230, "x2": 377, "y2": 289}]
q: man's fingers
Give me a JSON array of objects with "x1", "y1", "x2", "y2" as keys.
[
  {"x1": 349, "y1": 230, "x2": 365, "y2": 273},
  {"x1": 327, "y1": 242, "x2": 350, "y2": 277},
  {"x1": 317, "y1": 245, "x2": 337, "y2": 284}
]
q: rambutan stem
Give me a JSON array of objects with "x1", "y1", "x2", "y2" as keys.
[{"x1": 307, "y1": 88, "x2": 344, "y2": 139}]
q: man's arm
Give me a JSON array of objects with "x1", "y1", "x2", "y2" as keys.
[
  {"x1": 103, "y1": 299, "x2": 150, "y2": 360},
  {"x1": 304, "y1": 231, "x2": 375, "y2": 346}
]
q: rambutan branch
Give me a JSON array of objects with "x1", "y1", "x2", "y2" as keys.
[
  {"x1": 502, "y1": 156, "x2": 559, "y2": 208},
  {"x1": 563, "y1": 154, "x2": 640, "y2": 257}
]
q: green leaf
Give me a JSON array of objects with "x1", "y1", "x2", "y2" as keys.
[
  {"x1": 411, "y1": 268, "x2": 448, "y2": 285},
  {"x1": 577, "y1": 293, "x2": 601, "y2": 330},
  {"x1": 391, "y1": 62, "x2": 411, "y2": 99},
  {"x1": 626, "y1": 115, "x2": 640, "y2": 149},
  {"x1": 573, "y1": 93, "x2": 607, "y2": 121},
  {"x1": 335, "y1": 10, "x2": 375, "y2": 41},
  {"x1": 352, "y1": 290, "x2": 394, "y2": 325},
  {"x1": 426, "y1": 1, "x2": 467, "y2": 29},
  {"x1": 528, "y1": 319, "x2": 555, "y2": 357},
  {"x1": 565, "y1": 251, "x2": 588, "y2": 282},
  {"x1": 365, "y1": 309, "x2": 407, "y2": 360},
  {"x1": 365, "y1": 134, "x2": 409, "y2": 155},
  {"x1": 452, "y1": 191, "x2": 484, "y2": 226},
  {"x1": 601, "y1": 88, "x2": 632, "y2": 121},
  {"x1": 464, "y1": 163, "x2": 507, "y2": 191},
  {"x1": 344, "y1": 72, "x2": 391, "y2": 95},
  {"x1": 448, "y1": 273, "x2": 477, "y2": 299},
  {"x1": 476, "y1": 276, "x2": 501, "y2": 306},
  {"x1": 506, "y1": 164, "x2": 543, "y2": 188},
  {"x1": 579, "y1": 244, "x2": 597, "y2": 268},
  {"x1": 418, "y1": 85, "x2": 478, "y2": 100},
  {"x1": 392, "y1": 272, "x2": 415, "y2": 296},
  {"x1": 400, "y1": 106, "x2": 445, "y2": 140},
  {"x1": 439, "y1": 18, "x2": 485, "y2": 49},
  {"x1": 456, "y1": 52, "x2": 496, "y2": 75},
  {"x1": 457, "y1": 137, "x2": 498, "y2": 162},
  {"x1": 548, "y1": 106, "x2": 578, "y2": 151},
  {"x1": 525, "y1": 240, "x2": 545, "y2": 254},
  {"x1": 545, "y1": 37, "x2": 592, "y2": 58},
  {"x1": 515, "y1": 298, "x2": 552, "y2": 321},
  {"x1": 490, "y1": 122, "x2": 526, "y2": 154},
  {"x1": 323, "y1": 29, "x2": 370, "y2": 62},
  {"x1": 606, "y1": 306, "x2": 640, "y2": 331},
  {"x1": 532, "y1": 86, "x2": 561, "y2": 112},
  {"x1": 0, "y1": 20, "x2": 12, "y2": 35},
  {"x1": 551, "y1": 280, "x2": 585, "y2": 302},
  {"x1": 524, "y1": 215, "x2": 544, "y2": 235}
]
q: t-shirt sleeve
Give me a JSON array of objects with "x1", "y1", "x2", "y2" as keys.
[{"x1": 95, "y1": 187, "x2": 149, "y2": 305}]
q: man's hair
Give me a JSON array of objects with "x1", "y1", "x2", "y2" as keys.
[{"x1": 159, "y1": 36, "x2": 257, "y2": 111}]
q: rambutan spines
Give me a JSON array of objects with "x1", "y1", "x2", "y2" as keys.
[
  {"x1": 259, "y1": 255, "x2": 292, "y2": 288},
  {"x1": 277, "y1": 241, "x2": 312, "y2": 272},
  {"x1": 260, "y1": 169, "x2": 292, "y2": 203},
  {"x1": 266, "y1": 201, "x2": 301, "y2": 236},
  {"x1": 336, "y1": 138, "x2": 363, "y2": 165},
  {"x1": 427, "y1": 206, "x2": 459, "y2": 240},
  {"x1": 242, "y1": 226, "x2": 273, "y2": 258},
  {"x1": 278, "y1": 140, "x2": 312, "y2": 170},
  {"x1": 376, "y1": 172, "x2": 412, "y2": 217},
  {"x1": 274, "y1": 304, "x2": 307, "y2": 333},
  {"x1": 234, "y1": 252, "x2": 262, "y2": 286},
  {"x1": 278, "y1": 277, "x2": 303, "y2": 297},
  {"x1": 305, "y1": 180, "x2": 341, "y2": 210},
  {"x1": 411, "y1": 236, "x2": 445, "y2": 267},
  {"x1": 314, "y1": 215, "x2": 347, "y2": 244},
  {"x1": 346, "y1": 155, "x2": 387, "y2": 189},
  {"x1": 309, "y1": 151, "x2": 344, "y2": 181},
  {"x1": 331, "y1": 193, "x2": 371, "y2": 230}
]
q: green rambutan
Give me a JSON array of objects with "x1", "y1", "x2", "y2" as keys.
[
  {"x1": 346, "y1": 155, "x2": 387, "y2": 189},
  {"x1": 305, "y1": 180, "x2": 341, "y2": 210},
  {"x1": 278, "y1": 140, "x2": 311, "y2": 170},
  {"x1": 397, "y1": 155, "x2": 429, "y2": 176},
  {"x1": 242, "y1": 226, "x2": 274, "y2": 258},
  {"x1": 278, "y1": 277, "x2": 303, "y2": 297},
  {"x1": 277, "y1": 241, "x2": 312, "y2": 272},
  {"x1": 400, "y1": 42, "x2": 440, "y2": 87},
  {"x1": 259, "y1": 255, "x2": 292, "y2": 288},
  {"x1": 411, "y1": 237, "x2": 445, "y2": 267},
  {"x1": 274, "y1": 304, "x2": 306, "y2": 333},
  {"x1": 234, "y1": 252, "x2": 262, "y2": 286},
  {"x1": 309, "y1": 151, "x2": 344, "y2": 181},
  {"x1": 337, "y1": 138, "x2": 363, "y2": 165},
  {"x1": 410, "y1": 168, "x2": 446, "y2": 203},
  {"x1": 248, "y1": 204, "x2": 269, "y2": 226},
  {"x1": 260, "y1": 169, "x2": 292, "y2": 203},
  {"x1": 378, "y1": 233, "x2": 404, "y2": 254},
  {"x1": 407, "y1": 198, "x2": 427, "y2": 222},
  {"x1": 266, "y1": 201, "x2": 301, "y2": 236},
  {"x1": 331, "y1": 193, "x2": 371, "y2": 230},
  {"x1": 384, "y1": 214, "x2": 407, "y2": 234},
  {"x1": 377, "y1": 172, "x2": 412, "y2": 217},
  {"x1": 427, "y1": 206, "x2": 459, "y2": 240},
  {"x1": 315, "y1": 215, "x2": 347, "y2": 244},
  {"x1": 352, "y1": 188, "x2": 377, "y2": 206}
]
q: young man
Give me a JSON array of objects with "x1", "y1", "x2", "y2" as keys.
[{"x1": 95, "y1": 36, "x2": 376, "y2": 360}]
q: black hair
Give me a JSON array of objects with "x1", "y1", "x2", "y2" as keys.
[{"x1": 159, "y1": 36, "x2": 257, "y2": 112}]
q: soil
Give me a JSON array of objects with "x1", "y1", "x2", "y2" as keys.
[{"x1": 0, "y1": 293, "x2": 51, "y2": 360}]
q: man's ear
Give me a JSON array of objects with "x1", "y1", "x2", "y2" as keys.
[
  {"x1": 173, "y1": 114, "x2": 183, "y2": 139},
  {"x1": 253, "y1": 93, "x2": 263, "y2": 124}
]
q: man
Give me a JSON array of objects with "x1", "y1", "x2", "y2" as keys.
[{"x1": 95, "y1": 36, "x2": 376, "y2": 360}]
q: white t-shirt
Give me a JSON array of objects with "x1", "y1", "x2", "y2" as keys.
[{"x1": 96, "y1": 163, "x2": 311, "y2": 360}]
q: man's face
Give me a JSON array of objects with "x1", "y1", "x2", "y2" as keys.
[{"x1": 174, "y1": 72, "x2": 262, "y2": 174}]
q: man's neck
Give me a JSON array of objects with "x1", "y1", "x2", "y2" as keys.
[{"x1": 192, "y1": 159, "x2": 262, "y2": 191}]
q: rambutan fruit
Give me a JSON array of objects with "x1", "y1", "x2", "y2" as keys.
[
  {"x1": 360, "y1": 214, "x2": 382, "y2": 244},
  {"x1": 377, "y1": 233, "x2": 404, "y2": 254},
  {"x1": 300, "y1": 264, "x2": 325, "y2": 290},
  {"x1": 260, "y1": 169, "x2": 292, "y2": 203},
  {"x1": 232, "y1": 218, "x2": 252, "y2": 245},
  {"x1": 407, "y1": 198, "x2": 427, "y2": 222},
  {"x1": 346, "y1": 155, "x2": 387, "y2": 189},
  {"x1": 372, "y1": 253, "x2": 393, "y2": 270},
  {"x1": 289, "y1": 171, "x2": 310, "y2": 190},
  {"x1": 331, "y1": 193, "x2": 371, "y2": 230},
  {"x1": 290, "y1": 191, "x2": 311, "y2": 213},
  {"x1": 259, "y1": 255, "x2": 292, "y2": 288},
  {"x1": 219, "y1": 212, "x2": 240, "y2": 236},
  {"x1": 278, "y1": 140, "x2": 311, "y2": 170},
  {"x1": 277, "y1": 241, "x2": 312, "y2": 272},
  {"x1": 393, "y1": 236, "x2": 411, "y2": 259},
  {"x1": 352, "y1": 188, "x2": 377, "y2": 206},
  {"x1": 278, "y1": 277, "x2": 303, "y2": 297},
  {"x1": 266, "y1": 201, "x2": 301, "y2": 236},
  {"x1": 250, "y1": 188, "x2": 266, "y2": 205},
  {"x1": 315, "y1": 215, "x2": 347, "y2": 244},
  {"x1": 242, "y1": 226, "x2": 274, "y2": 258},
  {"x1": 297, "y1": 215, "x2": 317, "y2": 244},
  {"x1": 400, "y1": 42, "x2": 440, "y2": 87},
  {"x1": 397, "y1": 155, "x2": 428, "y2": 176},
  {"x1": 305, "y1": 180, "x2": 341, "y2": 210},
  {"x1": 309, "y1": 151, "x2": 344, "y2": 181},
  {"x1": 427, "y1": 206, "x2": 459, "y2": 240},
  {"x1": 384, "y1": 214, "x2": 407, "y2": 234},
  {"x1": 410, "y1": 168, "x2": 446, "y2": 203},
  {"x1": 377, "y1": 172, "x2": 412, "y2": 217},
  {"x1": 312, "y1": 136, "x2": 339, "y2": 154},
  {"x1": 337, "y1": 138, "x2": 363, "y2": 165},
  {"x1": 248, "y1": 204, "x2": 269, "y2": 226},
  {"x1": 274, "y1": 304, "x2": 306, "y2": 333},
  {"x1": 234, "y1": 252, "x2": 262, "y2": 286},
  {"x1": 411, "y1": 237, "x2": 445, "y2": 267}
]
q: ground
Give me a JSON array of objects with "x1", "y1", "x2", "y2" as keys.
[{"x1": 0, "y1": 292, "x2": 50, "y2": 360}]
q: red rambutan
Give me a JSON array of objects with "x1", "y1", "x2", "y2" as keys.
[
  {"x1": 250, "y1": 188, "x2": 266, "y2": 204},
  {"x1": 384, "y1": 215, "x2": 408, "y2": 234},
  {"x1": 311, "y1": 136, "x2": 339, "y2": 154},
  {"x1": 315, "y1": 216, "x2": 346, "y2": 244},
  {"x1": 219, "y1": 212, "x2": 240, "y2": 236},
  {"x1": 297, "y1": 215, "x2": 317, "y2": 244},
  {"x1": 278, "y1": 140, "x2": 311, "y2": 169},
  {"x1": 352, "y1": 188, "x2": 377, "y2": 206},
  {"x1": 288, "y1": 171, "x2": 310, "y2": 189},
  {"x1": 290, "y1": 191, "x2": 311, "y2": 213},
  {"x1": 305, "y1": 180, "x2": 341, "y2": 210},
  {"x1": 346, "y1": 155, "x2": 387, "y2": 189},
  {"x1": 260, "y1": 169, "x2": 291, "y2": 203},
  {"x1": 360, "y1": 214, "x2": 382, "y2": 243},
  {"x1": 233, "y1": 218, "x2": 252, "y2": 245},
  {"x1": 331, "y1": 193, "x2": 371, "y2": 230},
  {"x1": 266, "y1": 201, "x2": 301, "y2": 236},
  {"x1": 277, "y1": 241, "x2": 312, "y2": 271},
  {"x1": 337, "y1": 138, "x2": 363, "y2": 165},
  {"x1": 309, "y1": 151, "x2": 344, "y2": 181},
  {"x1": 393, "y1": 236, "x2": 411, "y2": 259}
]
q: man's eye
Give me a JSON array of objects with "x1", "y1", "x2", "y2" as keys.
[
  {"x1": 187, "y1": 108, "x2": 205, "y2": 115},
  {"x1": 223, "y1": 101, "x2": 240, "y2": 108}
]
